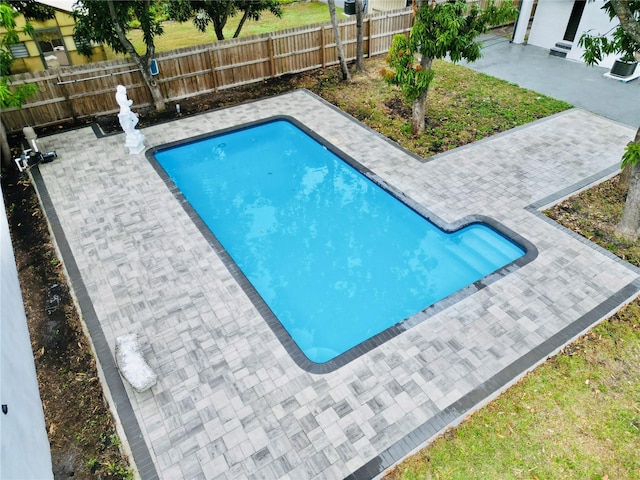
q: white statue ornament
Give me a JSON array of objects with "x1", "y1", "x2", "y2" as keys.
[{"x1": 116, "y1": 85, "x2": 146, "y2": 155}]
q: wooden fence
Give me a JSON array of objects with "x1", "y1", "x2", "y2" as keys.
[{"x1": 2, "y1": 9, "x2": 413, "y2": 133}]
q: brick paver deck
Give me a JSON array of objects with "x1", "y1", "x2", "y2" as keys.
[{"x1": 33, "y1": 90, "x2": 640, "y2": 479}]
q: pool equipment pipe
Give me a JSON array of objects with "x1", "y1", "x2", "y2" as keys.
[{"x1": 14, "y1": 126, "x2": 57, "y2": 172}]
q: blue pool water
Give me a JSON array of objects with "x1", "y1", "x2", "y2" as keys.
[{"x1": 154, "y1": 119, "x2": 525, "y2": 364}]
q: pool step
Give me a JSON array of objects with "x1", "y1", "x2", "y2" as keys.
[
  {"x1": 447, "y1": 229, "x2": 519, "y2": 276},
  {"x1": 444, "y1": 241, "x2": 496, "y2": 276}
]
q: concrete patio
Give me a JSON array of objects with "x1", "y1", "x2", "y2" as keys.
[
  {"x1": 466, "y1": 34, "x2": 640, "y2": 128},
  {"x1": 32, "y1": 89, "x2": 640, "y2": 479}
]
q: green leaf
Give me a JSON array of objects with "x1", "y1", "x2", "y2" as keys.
[
  {"x1": 381, "y1": 0, "x2": 516, "y2": 108},
  {"x1": 621, "y1": 141, "x2": 640, "y2": 169}
]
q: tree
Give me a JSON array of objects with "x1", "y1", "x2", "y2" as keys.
[
  {"x1": 579, "y1": 0, "x2": 640, "y2": 240},
  {"x1": 72, "y1": 0, "x2": 166, "y2": 112},
  {"x1": 1, "y1": 1, "x2": 38, "y2": 165},
  {"x1": 381, "y1": 0, "x2": 516, "y2": 134},
  {"x1": 166, "y1": 0, "x2": 282, "y2": 41},
  {"x1": 618, "y1": 131, "x2": 640, "y2": 239},
  {"x1": 328, "y1": 0, "x2": 349, "y2": 80},
  {"x1": 8, "y1": 0, "x2": 54, "y2": 22}
]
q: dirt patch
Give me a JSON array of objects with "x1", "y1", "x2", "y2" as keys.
[
  {"x1": 385, "y1": 97, "x2": 411, "y2": 119},
  {"x1": 545, "y1": 174, "x2": 639, "y2": 266}
]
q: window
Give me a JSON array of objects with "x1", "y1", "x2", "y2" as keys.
[
  {"x1": 34, "y1": 28, "x2": 70, "y2": 68},
  {"x1": 9, "y1": 42, "x2": 29, "y2": 59}
]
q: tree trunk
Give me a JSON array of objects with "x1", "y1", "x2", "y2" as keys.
[
  {"x1": 610, "y1": 0, "x2": 640, "y2": 45},
  {"x1": 233, "y1": 10, "x2": 250, "y2": 38},
  {"x1": 328, "y1": 0, "x2": 350, "y2": 81},
  {"x1": 1, "y1": 119, "x2": 12, "y2": 167},
  {"x1": 137, "y1": 57, "x2": 165, "y2": 112},
  {"x1": 618, "y1": 126, "x2": 640, "y2": 190},
  {"x1": 211, "y1": 1, "x2": 232, "y2": 40},
  {"x1": 616, "y1": 161, "x2": 640, "y2": 240},
  {"x1": 411, "y1": 93, "x2": 427, "y2": 135},
  {"x1": 214, "y1": 24, "x2": 225, "y2": 40},
  {"x1": 106, "y1": 0, "x2": 165, "y2": 112},
  {"x1": 410, "y1": 56, "x2": 433, "y2": 135},
  {"x1": 355, "y1": 0, "x2": 365, "y2": 72},
  {"x1": 615, "y1": 126, "x2": 640, "y2": 240},
  {"x1": 619, "y1": 164, "x2": 631, "y2": 190}
]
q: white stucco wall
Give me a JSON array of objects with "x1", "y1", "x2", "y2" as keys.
[
  {"x1": 565, "y1": 1, "x2": 620, "y2": 67},
  {"x1": 527, "y1": 0, "x2": 621, "y2": 68},
  {"x1": 528, "y1": 0, "x2": 578, "y2": 49},
  {"x1": 0, "y1": 187, "x2": 54, "y2": 480}
]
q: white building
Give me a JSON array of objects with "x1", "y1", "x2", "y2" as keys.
[
  {"x1": 514, "y1": 0, "x2": 623, "y2": 68},
  {"x1": 1, "y1": 189, "x2": 54, "y2": 479}
]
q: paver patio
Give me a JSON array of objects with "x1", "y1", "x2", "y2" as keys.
[{"x1": 32, "y1": 90, "x2": 640, "y2": 479}]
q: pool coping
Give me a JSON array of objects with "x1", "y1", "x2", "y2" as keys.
[
  {"x1": 28, "y1": 90, "x2": 640, "y2": 480},
  {"x1": 145, "y1": 114, "x2": 538, "y2": 374}
]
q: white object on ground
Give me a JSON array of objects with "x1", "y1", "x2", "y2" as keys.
[
  {"x1": 115, "y1": 334, "x2": 157, "y2": 393},
  {"x1": 115, "y1": 85, "x2": 146, "y2": 155}
]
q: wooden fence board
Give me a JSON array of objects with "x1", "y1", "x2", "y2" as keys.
[{"x1": 2, "y1": 8, "x2": 412, "y2": 133}]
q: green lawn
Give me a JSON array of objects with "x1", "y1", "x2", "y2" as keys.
[
  {"x1": 106, "y1": 0, "x2": 339, "y2": 59},
  {"x1": 301, "y1": 57, "x2": 571, "y2": 158},
  {"x1": 385, "y1": 296, "x2": 640, "y2": 479}
]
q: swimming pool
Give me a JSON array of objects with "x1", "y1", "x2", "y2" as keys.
[{"x1": 151, "y1": 117, "x2": 530, "y2": 369}]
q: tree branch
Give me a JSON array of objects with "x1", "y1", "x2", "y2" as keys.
[
  {"x1": 106, "y1": 0, "x2": 142, "y2": 63},
  {"x1": 610, "y1": 0, "x2": 640, "y2": 45},
  {"x1": 233, "y1": 9, "x2": 250, "y2": 38}
]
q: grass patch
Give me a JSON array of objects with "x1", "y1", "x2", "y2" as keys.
[
  {"x1": 219, "y1": 0, "x2": 336, "y2": 37},
  {"x1": 302, "y1": 57, "x2": 571, "y2": 158},
  {"x1": 106, "y1": 0, "x2": 337, "y2": 59}
]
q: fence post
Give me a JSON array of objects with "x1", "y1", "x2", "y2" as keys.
[
  {"x1": 320, "y1": 26, "x2": 326, "y2": 68},
  {"x1": 268, "y1": 37, "x2": 276, "y2": 78},
  {"x1": 208, "y1": 48, "x2": 219, "y2": 92},
  {"x1": 57, "y1": 75, "x2": 77, "y2": 121},
  {"x1": 365, "y1": 17, "x2": 370, "y2": 58}
]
